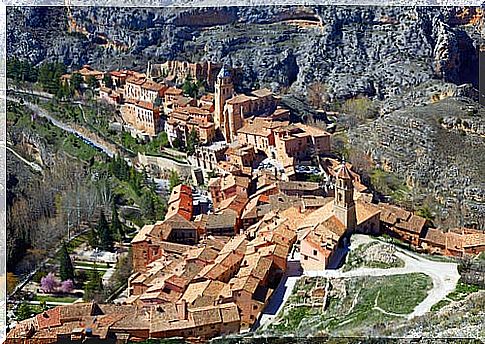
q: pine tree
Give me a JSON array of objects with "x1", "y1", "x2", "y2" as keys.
[
  {"x1": 97, "y1": 211, "x2": 113, "y2": 252},
  {"x1": 110, "y1": 205, "x2": 124, "y2": 243},
  {"x1": 102, "y1": 74, "x2": 113, "y2": 88},
  {"x1": 83, "y1": 266, "x2": 104, "y2": 302},
  {"x1": 88, "y1": 229, "x2": 99, "y2": 249},
  {"x1": 71, "y1": 73, "x2": 83, "y2": 92},
  {"x1": 59, "y1": 242, "x2": 75, "y2": 282}
]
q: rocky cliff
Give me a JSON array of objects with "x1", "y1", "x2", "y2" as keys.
[
  {"x1": 7, "y1": 6, "x2": 482, "y2": 98},
  {"x1": 7, "y1": 5, "x2": 484, "y2": 228}
]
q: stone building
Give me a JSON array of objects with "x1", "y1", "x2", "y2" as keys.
[
  {"x1": 121, "y1": 99, "x2": 161, "y2": 136},
  {"x1": 299, "y1": 162, "x2": 380, "y2": 271},
  {"x1": 191, "y1": 141, "x2": 228, "y2": 172},
  {"x1": 147, "y1": 60, "x2": 222, "y2": 88},
  {"x1": 124, "y1": 77, "x2": 167, "y2": 104}
]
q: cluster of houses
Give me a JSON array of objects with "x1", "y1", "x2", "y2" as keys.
[
  {"x1": 10, "y1": 61, "x2": 484, "y2": 343},
  {"x1": 61, "y1": 62, "x2": 331, "y2": 182},
  {"x1": 10, "y1": 156, "x2": 484, "y2": 342}
]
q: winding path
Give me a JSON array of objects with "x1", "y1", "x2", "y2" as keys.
[
  {"x1": 257, "y1": 235, "x2": 460, "y2": 330},
  {"x1": 8, "y1": 96, "x2": 115, "y2": 158},
  {"x1": 5, "y1": 144, "x2": 43, "y2": 173}
]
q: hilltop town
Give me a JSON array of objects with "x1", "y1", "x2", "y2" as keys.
[{"x1": 5, "y1": 57, "x2": 485, "y2": 343}]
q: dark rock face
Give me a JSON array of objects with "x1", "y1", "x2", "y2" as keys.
[
  {"x1": 350, "y1": 97, "x2": 485, "y2": 229},
  {"x1": 7, "y1": 6, "x2": 481, "y2": 97}
]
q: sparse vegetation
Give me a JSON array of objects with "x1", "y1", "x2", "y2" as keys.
[
  {"x1": 267, "y1": 273, "x2": 432, "y2": 336},
  {"x1": 343, "y1": 241, "x2": 405, "y2": 272}
]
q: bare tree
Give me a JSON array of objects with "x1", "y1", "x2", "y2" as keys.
[{"x1": 307, "y1": 82, "x2": 329, "y2": 110}]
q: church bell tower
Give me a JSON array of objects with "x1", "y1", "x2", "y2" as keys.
[
  {"x1": 333, "y1": 160, "x2": 357, "y2": 231},
  {"x1": 214, "y1": 65, "x2": 234, "y2": 130}
]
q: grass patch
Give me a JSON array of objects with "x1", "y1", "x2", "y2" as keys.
[
  {"x1": 431, "y1": 299, "x2": 451, "y2": 312},
  {"x1": 34, "y1": 294, "x2": 79, "y2": 303},
  {"x1": 447, "y1": 282, "x2": 481, "y2": 302},
  {"x1": 61, "y1": 134, "x2": 99, "y2": 161},
  {"x1": 7, "y1": 101, "x2": 102, "y2": 162},
  {"x1": 268, "y1": 273, "x2": 432, "y2": 336},
  {"x1": 67, "y1": 233, "x2": 90, "y2": 253},
  {"x1": 376, "y1": 273, "x2": 432, "y2": 314},
  {"x1": 272, "y1": 306, "x2": 316, "y2": 332},
  {"x1": 369, "y1": 168, "x2": 410, "y2": 203}
]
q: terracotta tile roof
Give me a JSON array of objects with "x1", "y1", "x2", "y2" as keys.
[
  {"x1": 165, "y1": 87, "x2": 183, "y2": 95},
  {"x1": 217, "y1": 194, "x2": 248, "y2": 214},
  {"x1": 190, "y1": 306, "x2": 222, "y2": 326},
  {"x1": 278, "y1": 181, "x2": 321, "y2": 193},
  {"x1": 378, "y1": 203, "x2": 411, "y2": 222},
  {"x1": 164, "y1": 213, "x2": 198, "y2": 231},
  {"x1": 165, "y1": 274, "x2": 190, "y2": 289},
  {"x1": 355, "y1": 200, "x2": 381, "y2": 225},
  {"x1": 219, "y1": 303, "x2": 240, "y2": 323},
  {"x1": 238, "y1": 123, "x2": 272, "y2": 137},
  {"x1": 159, "y1": 241, "x2": 193, "y2": 254},
  {"x1": 462, "y1": 231, "x2": 485, "y2": 248},
  {"x1": 395, "y1": 214, "x2": 426, "y2": 234},
  {"x1": 142, "y1": 79, "x2": 166, "y2": 92},
  {"x1": 422, "y1": 228, "x2": 446, "y2": 246},
  {"x1": 226, "y1": 94, "x2": 257, "y2": 105},
  {"x1": 185, "y1": 246, "x2": 219, "y2": 263},
  {"x1": 125, "y1": 98, "x2": 157, "y2": 111},
  {"x1": 205, "y1": 209, "x2": 238, "y2": 230},
  {"x1": 200, "y1": 93, "x2": 214, "y2": 102},
  {"x1": 238, "y1": 254, "x2": 272, "y2": 281},
  {"x1": 219, "y1": 235, "x2": 247, "y2": 256},
  {"x1": 173, "y1": 96, "x2": 194, "y2": 107},
  {"x1": 336, "y1": 162, "x2": 353, "y2": 180},
  {"x1": 445, "y1": 231, "x2": 464, "y2": 251},
  {"x1": 166, "y1": 192, "x2": 193, "y2": 221},
  {"x1": 251, "y1": 88, "x2": 273, "y2": 98},
  {"x1": 229, "y1": 275, "x2": 260, "y2": 294},
  {"x1": 302, "y1": 196, "x2": 331, "y2": 209},
  {"x1": 59, "y1": 303, "x2": 96, "y2": 321},
  {"x1": 197, "y1": 262, "x2": 228, "y2": 281},
  {"x1": 35, "y1": 308, "x2": 61, "y2": 329}
]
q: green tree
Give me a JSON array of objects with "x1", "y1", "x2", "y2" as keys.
[
  {"x1": 102, "y1": 74, "x2": 113, "y2": 88},
  {"x1": 342, "y1": 96, "x2": 378, "y2": 122},
  {"x1": 16, "y1": 302, "x2": 34, "y2": 321},
  {"x1": 169, "y1": 170, "x2": 181, "y2": 192},
  {"x1": 87, "y1": 75, "x2": 99, "y2": 90},
  {"x1": 111, "y1": 205, "x2": 124, "y2": 243},
  {"x1": 417, "y1": 206, "x2": 434, "y2": 221},
  {"x1": 186, "y1": 128, "x2": 199, "y2": 156},
  {"x1": 83, "y1": 266, "x2": 104, "y2": 302},
  {"x1": 88, "y1": 229, "x2": 99, "y2": 249},
  {"x1": 59, "y1": 242, "x2": 75, "y2": 282},
  {"x1": 172, "y1": 137, "x2": 182, "y2": 150},
  {"x1": 140, "y1": 191, "x2": 156, "y2": 221},
  {"x1": 71, "y1": 73, "x2": 83, "y2": 92},
  {"x1": 97, "y1": 211, "x2": 113, "y2": 252}
]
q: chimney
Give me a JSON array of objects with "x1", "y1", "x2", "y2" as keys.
[{"x1": 176, "y1": 299, "x2": 187, "y2": 320}]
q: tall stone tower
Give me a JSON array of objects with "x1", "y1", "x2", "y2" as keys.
[
  {"x1": 214, "y1": 66, "x2": 234, "y2": 130},
  {"x1": 333, "y1": 160, "x2": 357, "y2": 231}
]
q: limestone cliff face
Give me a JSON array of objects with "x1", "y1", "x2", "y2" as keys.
[{"x1": 7, "y1": 6, "x2": 481, "y2": 99}]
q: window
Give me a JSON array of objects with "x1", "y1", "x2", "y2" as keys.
[
  {"x1": 304, "y1": 255, "x2": 308, "y2": 260},
  {"x1": 253, "y1": 305, "x2": 258, "y2": 310},
  {"x1": 313, "y1": 249, "x2": 318, "y2": 256},
  {"x1": 250, "y1": 315, "x2": 254, "y2": 320}
]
